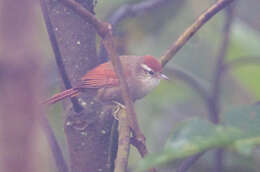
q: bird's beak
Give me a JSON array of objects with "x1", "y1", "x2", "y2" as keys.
[{"x1": 160, "y1": 73, "x2": 169, "y2": 80}]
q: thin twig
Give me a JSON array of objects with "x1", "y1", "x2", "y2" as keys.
[
  {"x1": 102, "y1": 21, "x2": 145, "y2": 172},
  {"x1": 103, "y1": 36, "x2": 152, "y2": 171},
  {"x1": 40, "y1": 116, "x2": 69, "y2": 172},
  {"x1": 109, "y1": 0, "x2": 170, "y2": 26},
  {"x1": 177, "y1": 152, "x2": 205, "y2": 172},
  {"x1": 114, "y1": 109, "x2": 130, "y2": 172},
  {"x1": 159, "y1": 0, "x2": 234, "y2": 67},
  {"x1": 223, "y1": 56, "x2": 260, "y2": 72},
  {"x1": 61, "y1": 0, "x2": 110, "y2": 38},
  {"x1": 209, "y1": 5, "x2": 234, "y2": 172},
  {"x1": 165, "y1": 67, "x2": 209, "y2": 106},
  {"x1": 209, "y1": 5, "x2": 234, "y2": 123},
  {"x1": 131, "y1": 138, "x2": 156, "y2": 172},
  {"x1": 40, "y1": 0, "x2": 82, "y2": 112},
  {"x1": 99, "y1": 0, "x2": 171, "y2": 58},
  {"x1": 102, "y1": 34, "x2": 154, "y2": 170},
  {"x1": 130, "y1": 137, "x2": 148, "y2": 158},
  {"x1": 176, "y1": 1, "x2": 234, "y2": 172},
  {"x1": 254, "y1": 101, "x2": 260, "y2": 105},
  {"x1": 102, "y1": 35, "x2": 145, "y2": 143}
]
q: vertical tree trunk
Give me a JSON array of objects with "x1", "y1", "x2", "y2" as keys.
[
  {"x1": 43, "y1": 0, "x2": 116, "y2": 171},
  {"x1": 0, "y1": 0, "x2": 42, "y2": 172}
]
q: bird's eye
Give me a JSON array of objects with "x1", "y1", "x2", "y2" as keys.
[
  {"x1": 141, "y1": 64, "x2": 155, "y2": 75},
  {"x1": 148, "y1": 70, "x2": 154, "y2": 75}
]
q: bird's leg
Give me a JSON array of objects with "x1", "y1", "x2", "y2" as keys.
[{"x1": 112, "y1": 101, "x2": 125, "y2": 120}]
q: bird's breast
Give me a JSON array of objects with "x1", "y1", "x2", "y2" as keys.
[{"x1": 130, "y1": 76, "x2": 160, "y2": 101}]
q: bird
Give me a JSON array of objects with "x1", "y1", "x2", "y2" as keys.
[{"x1": 43, "y1": 55, "x2": 168, "y2": 105}]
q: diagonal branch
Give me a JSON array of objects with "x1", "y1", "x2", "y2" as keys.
[
  {"x1": 176, "y1": 1, "x2": 234, "y2": 172},
  {"x1": 165, "y1": 67, "x2": 209, "y2": 106},
  {"x1": 102, "y1": 35, "x2": 155, "y2": 171},
  {"x1": 177, "y1": 152, "x2": 205, "y2": 172},
  {"x1": 61, "y1": 0, "x2": 110, "y2": 38},
  {"x1": 159, "y1": 0, "x2": 234, "y2": 67},
  {"x1": 102, "y1": 35, "x2": 145, "y2": 143},
  {"x1": 131, "y1": 138, "x2": 156, "y2": 172},
  {"x1": 99, "y1": 0, "x2": 172, "y2": 58},
  {"x1": 108, "y1": 0, "x2": 171, "y2": 27}
]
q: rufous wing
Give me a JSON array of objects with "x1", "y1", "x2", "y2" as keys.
[{"x1": 79, "y1": 62, "x2": 120, "y2": 88}]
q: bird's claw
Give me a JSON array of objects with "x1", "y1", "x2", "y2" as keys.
[
  {"x1": 112, "y1": 101, "x2": 125, "y2": 109},
  {"x1": 112, "y1": 101, "x2": 125, "y2": 120}
]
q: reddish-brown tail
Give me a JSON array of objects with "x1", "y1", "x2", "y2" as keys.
[{"x1": 43, "y1": 88, "x2": 79, "y2": 105}]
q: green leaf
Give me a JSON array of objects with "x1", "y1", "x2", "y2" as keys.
[
  {"x1": 223, "y1": 105, "x2": 260, "y2": 136},
  {"x1": 223, "y1": 105, "x2": 260, "y2": 155},
  {"x1": 232, "y1": 137, "x2": 260, "y2": 156},
  {"x1": 136, "y1": 105, "x2": 260, "y2": 171},
  {"x1": 227, "y1": 21, "x2": 260, "y2": 99},
  {"x1": 136, "y1": 119, "x2": 241, "y2": 171},
  {"x1": 228, "y1": 21, "x2": 260, "y2": 59}
]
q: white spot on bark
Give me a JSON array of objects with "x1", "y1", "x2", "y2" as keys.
[
  {"x1": 81, "y1": 101, "x2": 86, "y2": 106},
  {"x1": 66, "y1": 121, "x2": 72, "y2": 126},
  {"x1": 80, "y1": 131, "x2": 88, "y2": 136}
]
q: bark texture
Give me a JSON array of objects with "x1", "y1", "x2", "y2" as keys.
[{"x1": 43, "y1": 0, "x2": 116, "y2": 171}]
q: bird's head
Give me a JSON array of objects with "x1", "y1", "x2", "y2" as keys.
[{"x1": 136, "y1": 55, "x2": 168, "y2": 95}]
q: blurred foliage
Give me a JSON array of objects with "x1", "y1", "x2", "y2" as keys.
[
  {"x1": 227, "y1": 21, "x2": 260, "y2": 99},
  {"x1": 136, "y1": 105, "x2": 260, "y2": 171},
  {"x1": 39, "y1": 0, "x2": 260, "y2": 171}
]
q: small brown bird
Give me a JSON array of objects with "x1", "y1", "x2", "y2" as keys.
[{"x1": 44, "y1": 55, "x2": 168, "y2": 105}]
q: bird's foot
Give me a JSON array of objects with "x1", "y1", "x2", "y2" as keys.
[
  {"x1": 112, "y1": 101, "x2": 125, "y2": 120},
  {"x1": 112, "y1": 101, "x2": 125, "y2": 109}
]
